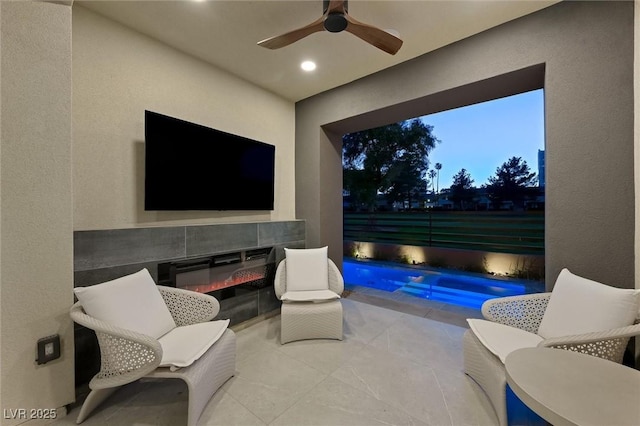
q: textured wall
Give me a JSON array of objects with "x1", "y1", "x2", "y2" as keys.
[
  {"x1": 72, "y1": 6, "x2": 296, "y2": 230},
  {"x1": 635, "y1": 0, "x2": 640, "y2": 292},
  {"x1": 296, "y1": 1, "x2": 634, "y2": 289},
  {"x1": 634, "y1": 0, "x2": 640, "y2": 363},
  {"x1": 0, "y1": 1, "x2": 75, "y2": 420}
]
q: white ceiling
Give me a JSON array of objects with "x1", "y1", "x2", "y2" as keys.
[{"x1": 76, "y1": 0, "x2": 559, "y2": 102}]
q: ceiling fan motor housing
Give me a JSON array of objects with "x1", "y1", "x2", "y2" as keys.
[{"x1": 324, "y1": 13, "x2": 348, "y2": 33}]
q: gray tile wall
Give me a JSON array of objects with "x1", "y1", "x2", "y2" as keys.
[{"x1": 74, "y1": 220, "x2": 305, "y2": 287}]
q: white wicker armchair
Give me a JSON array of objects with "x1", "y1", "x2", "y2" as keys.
[
  {"x1": 274, "y1": 255, "x2": 344, "y2": 344},
  {"x1": 464, "y1": 291, "x2": 640, "y2": 426},
  {"x1": 70, "y1": 285, "x2": 236, "y2": 426}
]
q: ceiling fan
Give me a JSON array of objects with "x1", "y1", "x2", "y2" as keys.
[{"x1": 257, "y1": 0, "x2": 403, "y2": 55}]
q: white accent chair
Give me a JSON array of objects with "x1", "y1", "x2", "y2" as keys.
[
  {"x1": 70, "y1": 269, "x2": 236, "y2": 426},
  {"x1": 274, "y1": 247, "x2": 344, "y2": 344},
  {"x1": 463, "y1": 268, "x2": 640, "y2": 426}
]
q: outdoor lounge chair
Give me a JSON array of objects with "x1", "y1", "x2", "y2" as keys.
[
  {"x1": 274, "y1": 247, "x2": 344, "y2": 344},
  {"x1": 70, "y1": 269, "x2": 236, "y2": 426},
  {"x1": 463, "y1": 268, "x2": 640, "y2": 426}
]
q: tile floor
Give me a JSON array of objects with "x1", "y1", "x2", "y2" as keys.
[{"x1": 53, "y1": 293, "x2": 497, "y2": 426}]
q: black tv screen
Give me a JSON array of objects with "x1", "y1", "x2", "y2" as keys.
[{"x1": 145, "y1": 110, "x2": 275, "y2": 211}]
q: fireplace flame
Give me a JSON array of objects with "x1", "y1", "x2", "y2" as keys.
[{"x1": 181, "y1": 271, "x2": 266, "y2": 294}]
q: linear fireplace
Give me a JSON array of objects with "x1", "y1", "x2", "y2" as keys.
[
  {"x1": 73, "y1": 221, "x2": 304, "y2": 390},
  {"x1": 157, "y1": 247, "x2": 276, "y2": 300}
]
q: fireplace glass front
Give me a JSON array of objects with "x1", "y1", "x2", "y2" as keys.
[{"x1": 158, "y1": 247, "x2": 275, "y2": 300}]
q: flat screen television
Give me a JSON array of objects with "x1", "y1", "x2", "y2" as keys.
[{"x1": 144, "y1": 110, "x2": 275, "y2": 211}]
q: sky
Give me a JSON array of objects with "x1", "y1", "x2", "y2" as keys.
[{"x1": 421, "y1": 88, "x2": 545, "y2": 190}]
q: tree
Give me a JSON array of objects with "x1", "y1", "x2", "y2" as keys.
[
  {"x1": 386, "y1": 162, "x2": 428, "y2": 210},
  {"x1": 434, "y1": 162, "x2": 442, "y2": 194},
  {"x1": 428, "y1": 169, "x2": 437, "y2": 192},
  {"x1": 450, "y1": 168, "x2": 475, "y2": 210},
  {"x1": 343, "y1": 169, "x2": 378, "y2": 211},
  {"x1": 343, "y1": 119, "x2": 439, "y2": 211},
  {"x1": 485, "y1": 156, "x2": 537, "y2": 209}
]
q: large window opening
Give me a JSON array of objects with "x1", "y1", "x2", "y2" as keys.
[{"x1": 342, "y1": 89, "x2": 545, "y2": 309}]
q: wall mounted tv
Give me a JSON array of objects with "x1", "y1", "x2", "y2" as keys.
[{"x1": 144, "y1": 110, "x2": 275, "y2": 211}]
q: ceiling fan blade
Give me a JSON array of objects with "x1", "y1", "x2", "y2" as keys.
[
  {"x1": 258, "y1": 16, "x2": 326, "y2": 50},
  {"x1": 345, "y1": 15, "x2": 403, "y2": 55}
]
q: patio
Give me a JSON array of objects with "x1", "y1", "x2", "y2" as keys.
[{"x1": 53, "y1": 297, "x2": 496, "y2": 425}]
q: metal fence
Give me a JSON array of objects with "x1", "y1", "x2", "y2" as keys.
[{"x1": 343, "y1": 211, "x2": 544, "y2": 255}]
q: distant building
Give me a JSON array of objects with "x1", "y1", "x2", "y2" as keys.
[{"x1": 538, "y1": 149, "x2": 545, "y2": 187}]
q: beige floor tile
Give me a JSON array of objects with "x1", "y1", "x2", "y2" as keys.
[
  {"x1": 233, "y1": 315, "x2": 281, "y2": 363},
  {"x1": 223, "y1": 348, "x2": 327, "y2": 424},
  {"x1": 433, "y1": 367, "x2": 500, "y2": 426},
  {"x1": 341, "y1": 298, "x2": 407, "y2": 344},
  {"x1": 271, "y1": 376, "x2": 428, "y2": 426},
  {"x1": 331, "y1": 346, "x2": 453, "y2": 425},
  {"x1": 198, "y1": 390, "x2": 266, "y2": 426},
  {"x1": 275, "y1": 337, "x2": 366, "y2": 375},
  {"x1": 368, "y1": 314, "x2": 466, "y2": 374}
]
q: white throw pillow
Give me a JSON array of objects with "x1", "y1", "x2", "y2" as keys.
[
  {"x1": 281, "y1": 289, "x2": 340, "y2": 302},
  {"x1": 74, "y1": 269, "x2": 176, "y2": 339},
  {"x1": 468, "y1": 319, "x2": 543, "y2": 363},
  {"x1": 285, "y1": 247, "x2": 329, "y2": 292},
  {"x1": 537, "y1": 268, "x2": 640, "y2": 339},
  {"x1": 159, "y1": 319, "x2": 229, "y2": 371}
]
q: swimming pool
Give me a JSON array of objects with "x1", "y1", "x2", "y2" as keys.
[{"x1": 342, "y1": 258, "x2": 544, "y2": 309}]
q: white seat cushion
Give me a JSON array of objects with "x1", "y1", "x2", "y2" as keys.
[
  {"x1": 537, "y1": 268, "x2": 640, "y2": 339},
  {"x1": 74, "y1": 268, "x2": 176, "y2": 339},
  {"x1": 281, "y1": 289, "x2": 340, "y2": 302},
  {"x1": 159, "y1": 319, "x2": 230, "y2": 370},
  {"x1": 468, "y1": 319, "x2": 543, "y2": 363},
  {"x1": 284, "y1": 247, "x2": 329, "y2": 292}
]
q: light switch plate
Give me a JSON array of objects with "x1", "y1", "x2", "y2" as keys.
[{"x1": 36, "y1": 335, "x2": 60, "y2": 365}]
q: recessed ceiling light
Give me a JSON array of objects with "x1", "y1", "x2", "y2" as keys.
[{"x1": 300, "y1": 61, "x2": 316, "y2": 72}]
